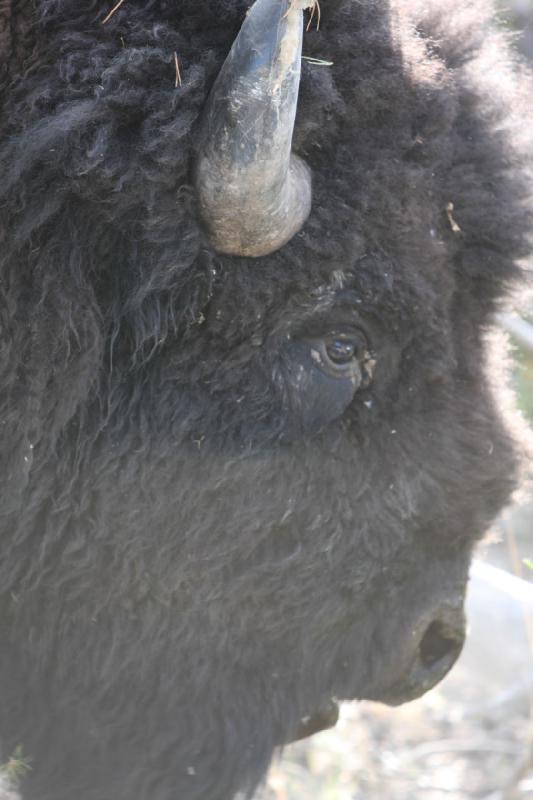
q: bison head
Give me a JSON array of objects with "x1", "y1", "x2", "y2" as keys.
[{"x1": 0, "y1": 0, "x2": 531, "y2": 799}]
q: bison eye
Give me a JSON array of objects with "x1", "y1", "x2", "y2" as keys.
[
  {"x1": 280, "y1": 327, "x2": 374, "y2": 437},
  {"x1": 324, "y1": 334, "x2": 360, "y2": 367},
  {"x1": 311, "y1": 329, "x2": 371, "y2": 383}
]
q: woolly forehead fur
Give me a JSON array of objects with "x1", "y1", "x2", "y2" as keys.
[
  {"x1": 0, "y1": 0, "x2": 530, "y2": 386},
  {"x1": 0, "y1": 1, "x2": 532, "y2": 799}
]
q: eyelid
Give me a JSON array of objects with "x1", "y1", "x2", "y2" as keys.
[
  {"x1": 321, "y1": 328, "x2": 368, "y2": 354},
  {"x1": 300, "y1": 321, "x2": 368, "y2": 342},
  {"x1": 324, "y1": 330, "x2": 364, "y2": 342},
  {"x1": 292, "y1": 303, "x2": 369, "y2": 341}
]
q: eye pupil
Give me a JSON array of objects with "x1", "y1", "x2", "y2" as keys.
[{"x1": 325, "y1": 337, "x2": 357, "y2": 365}]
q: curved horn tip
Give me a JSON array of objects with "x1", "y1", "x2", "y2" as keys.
[{"x1": 195, "y1": 0, "x2": 314, "y2": 257}]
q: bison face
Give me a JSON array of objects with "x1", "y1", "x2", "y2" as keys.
[
  {"x1": 137, "y1": 265, "x2": 510, "y2": 738},
  {"x1": 0, "y1": 0, "x2": 530, "y2": 798},
  {"x1": 4, "y1": 253, "x2": 512, "y2": 800}
]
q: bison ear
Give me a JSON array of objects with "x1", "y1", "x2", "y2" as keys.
[{"x1": 194, "y1": 0, "x2": 313, "y2": 258}]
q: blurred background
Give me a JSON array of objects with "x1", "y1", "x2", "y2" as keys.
[{"x1": 258, "y1": 3, "x2": 533, "y2": 799}]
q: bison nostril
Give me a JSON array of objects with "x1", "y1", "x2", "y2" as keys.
[{"x1": 419, "y1": 619, "x2": 464, "y2": 669}]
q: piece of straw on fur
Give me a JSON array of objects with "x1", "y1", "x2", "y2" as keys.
[
  {"x1": 174, "y1": 52, "x2": 182, "y2": 88},
  {"x1": 446, "y1": 202, "x2": 462, "y2": 234},
  {"x1": 101, "y1": 0, "x2": 126, "y2": 25},
  {"x1": 306, "y1": 0, "x2": 321, "y2": 31},
  {"x1": 303, "y1": 56, "x2": 333, "y2": 66}
]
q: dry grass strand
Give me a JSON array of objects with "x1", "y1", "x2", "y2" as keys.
[
  {"x1": 174, "y1": 52, "x2": 182, "y2": 88},
  {"x1": 101, "y1": 0, "x2": 126, "y2": 25}
]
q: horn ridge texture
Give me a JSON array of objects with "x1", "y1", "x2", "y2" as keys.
[{"x1": 195, "y1": 0, "x2": 313, "y2": 257}]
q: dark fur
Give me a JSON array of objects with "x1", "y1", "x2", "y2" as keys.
[{"x1": 0, "y1": 1, "x2": 532, "y2": 798}]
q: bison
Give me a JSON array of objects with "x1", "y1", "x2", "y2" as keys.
[{"x1": 0, "y1": 0, "x2": 532, "y2": 798}]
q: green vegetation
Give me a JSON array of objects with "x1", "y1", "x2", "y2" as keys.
[{"x1": 0, "y1": 746, "x2": 32, "y2": 789}]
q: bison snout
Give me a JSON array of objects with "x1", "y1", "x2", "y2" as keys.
[{"x1": 377, "y1": 604, "x2": 466, "y2": 706}]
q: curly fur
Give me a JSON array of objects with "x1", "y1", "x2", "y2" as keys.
[{"x1": 0, "y1": 1, "x2": 532, "y2": 798}]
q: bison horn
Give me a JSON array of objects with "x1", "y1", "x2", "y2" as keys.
[{"x1": 194, "y1": 0, "x2": 313, "y2": 257}]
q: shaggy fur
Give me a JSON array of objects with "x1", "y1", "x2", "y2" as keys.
[{"x1": 0, "y1": 0, "x2": 532, "y2": 798}]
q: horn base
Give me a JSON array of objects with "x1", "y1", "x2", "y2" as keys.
[{"x1": 197, "y1": 154, "x2": 311, "y2": 257}]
